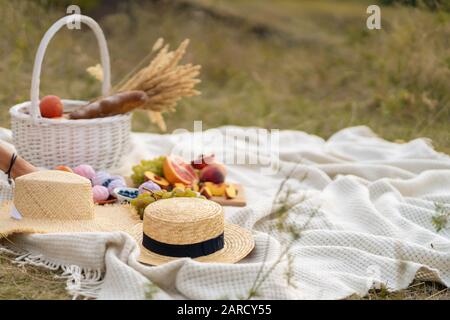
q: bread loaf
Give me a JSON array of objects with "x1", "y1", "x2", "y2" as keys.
[{"x1": 69, "y1": 90, "x2": 148, "y2": 119}]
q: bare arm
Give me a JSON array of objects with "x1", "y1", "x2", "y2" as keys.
[{"x1": 0, "y1": 145, "x2": 37, "y2": 180}]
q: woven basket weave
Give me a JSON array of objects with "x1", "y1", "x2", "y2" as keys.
[{"x1": 9, "y1": 14, "x2": 131, "y2": 170}]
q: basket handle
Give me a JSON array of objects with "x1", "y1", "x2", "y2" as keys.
[{"x1": 30, "y1": 14, "x2": 111, "y2": 122}]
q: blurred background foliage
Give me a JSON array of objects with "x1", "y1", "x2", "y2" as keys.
[
  {"x1": 380, "y1": 0, "x2": 450, "y2": 11},
  {"x1": 0, "y1": 0, "x2": 449, "y2": 153}
]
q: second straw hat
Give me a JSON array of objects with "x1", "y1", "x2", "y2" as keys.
[
  {"x1": 139, "y1": 197, "x2": 254, "y2": 265},
  {"x1": 0, "y1": 170, "x2": 141, "y2": 237}
]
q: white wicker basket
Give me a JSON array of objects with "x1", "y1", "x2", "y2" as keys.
[{"x1": 10, "y1": 14, "x2": 131, "y2": 170}]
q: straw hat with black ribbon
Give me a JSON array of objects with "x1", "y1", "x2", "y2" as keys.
[
  {"x1": 0, "y1": 170, "x2": 254, "y2": 266},
  {"x1": 139, "y1": 197, "x2": 254, "y2": 265},
  {"x1": 0, "y1": 170, "x2": 141, "y2": 238}
]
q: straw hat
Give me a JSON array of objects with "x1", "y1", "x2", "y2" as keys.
[
  {"x1": 139, "y1": 197, "x2": 254, "y2": 265},
  {"x1": 0, "y1": 170, "x2": 141, "y2": 238}
]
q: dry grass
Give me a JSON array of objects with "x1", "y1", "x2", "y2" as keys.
[
  {"x1": 350, "y1": 281, "x2": 450, "y2": 300},
  {"x1": 0, "y1": 254, "x2": 68, "y2": 299},
  {"x1": 1, "y1": 252, "x2": 448, "y2": 299},
  {"x1": 0, "y1": 0, "x2": 449, "y2": 299}
]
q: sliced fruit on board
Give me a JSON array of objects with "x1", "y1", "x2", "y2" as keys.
[
  {"x1": 212, "y1": 184, "x2": 246, "y2": 207},
  {"x1": 163, "y1": 155, "x2": 198, "y2": 185},
  {"x1": 225, "y1": 184, "x2": 237, "y2": 199},
  {"x1": 204, "y1": 182, "x2": 226, "y2": 196},
  {"x1": 200, "y1": 186, "x2": 213, "y2": 199},
  {"x1": 191, "y1": 182, "x2": 200, "y2": 192}
]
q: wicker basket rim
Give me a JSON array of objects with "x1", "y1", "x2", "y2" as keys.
[{"x1": 10, "y1": 100, "x2": 131, "y2": 125}]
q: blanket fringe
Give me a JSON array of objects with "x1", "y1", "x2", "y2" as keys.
[{"x1": 1, "y1": 244, "x2": 104, "y2": 299}]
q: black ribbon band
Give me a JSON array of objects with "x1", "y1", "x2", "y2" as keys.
[
  {"x1": 5, "y1": 153, "x2": 17, "y2": 186},
  {"x1": 143, "y1": 232, "x2": 224, "y2": 258}
]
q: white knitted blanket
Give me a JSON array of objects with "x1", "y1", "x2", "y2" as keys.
[{"x1": 1, "y1": 126, "x2": 449, "y2": 300}]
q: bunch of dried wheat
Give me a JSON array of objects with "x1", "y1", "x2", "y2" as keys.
[{"x1": 117, "y1": 38, "x2": 201, "y2": 131}]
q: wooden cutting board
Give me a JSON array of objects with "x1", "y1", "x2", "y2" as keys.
[{"x1": 210, "y1": 184, "x2": 247, "y2": 207}]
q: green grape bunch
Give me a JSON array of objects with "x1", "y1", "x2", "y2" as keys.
[
  {"x1": 131, "y1": 188, "x2": 206, "y2": 219},
  {"x1": 131, "y1": 156, "x2": 165, "y2": 186}
]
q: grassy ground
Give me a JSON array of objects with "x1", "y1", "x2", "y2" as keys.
[
  {"x1": 0, "y1": 254, "x2": 67, "y2": 299},
  {"x1": 0, "y1": 0, "x2": 449, "y2": 299}
]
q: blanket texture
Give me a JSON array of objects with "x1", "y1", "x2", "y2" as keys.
[{"x1": 1, "y1": 126, "x2": 449, "y2": 300}]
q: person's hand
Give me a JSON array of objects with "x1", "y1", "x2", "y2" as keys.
[{"x1": 0, "y1": 144, "x2": 38, "y2": 180}]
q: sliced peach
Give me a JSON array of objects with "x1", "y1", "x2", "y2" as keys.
[
  {"x1": 144, "y1": 171, "x2": 170, "y2": 188},
  {"x1": 209, "y1": 183, "x2": 226, "y2": 196},
  {"x1": 200, "y1": 186, "x2": 213, "y2": 199},
  {"x1": 225, "y1": 184, "x2": 237, "y2": 199},
  {"x1": 173, "y1": 183, "x2": 186, "y2": 191},
  {"x1": 190, "y1": 182, "x2": 200, "y2": 192}
]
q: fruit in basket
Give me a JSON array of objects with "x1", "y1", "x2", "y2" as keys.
[
  {"x1": 55, "y1": 165, "x2": 73, "y2": 173},
  {"x1": 144, "y1": 171, "x2": 170, "y2": 189},
  {"x1": 92, "y1": 185, "x2": 110, "y2": 203},
  {"x1": 225, "y1": 184, "x2": 237, "y2": 199},
  {"x1": 199, "y1": 164, "x2": 226, "y2": 184},
  {"x1": 191, "y1": 154, "x2": 215, "y2": 170},
  {"x1": 163, "y1": 155, "x2": 197, "y2": 185},
  {"x1": 131, "y1": 157, "x2": 165, "y2": 186},
  {"x1": 39, "y1": 95, "x2": 63, "y2": 118},
  {"x1": 73, "y1": 164, "x2": 96, "y2": 180},
  {"x1": 138, "y1": 181, "x2": 161, "y2": 194}
]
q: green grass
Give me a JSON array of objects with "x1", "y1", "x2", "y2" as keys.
[
  {"x1": 0, "y1": 0, "x2": 449, "y2": 152},
  {"x1": 0, "y1": 0, "x2": 449, "y2": 299}
]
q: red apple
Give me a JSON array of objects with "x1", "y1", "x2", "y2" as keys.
[{"x1": 39, "y1": 95, "x2": 63, "y2": 118}]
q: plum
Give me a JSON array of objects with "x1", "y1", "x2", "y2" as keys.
[{"x1": 199, "y1": 163, "x2": 226, "y2": 184}]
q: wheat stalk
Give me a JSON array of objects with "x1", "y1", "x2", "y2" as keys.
[{"x1": 116, "y1": 38, "x2": 201, "y2": 131}]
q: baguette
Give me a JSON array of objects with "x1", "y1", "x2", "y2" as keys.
[{"x1": 69, "y1": 91, "x2": 148, "y2": 119}]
